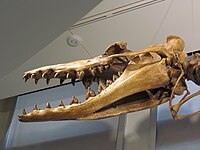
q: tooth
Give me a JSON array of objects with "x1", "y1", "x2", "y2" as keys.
[
  {"x1": 24, "y1": 77, "x2": 29, "y2": 82},
  {"x1": 46, "y1": 102, "x2": 51, "y2": 108},
  {"x1": 31, "y1": 74, "x2": 36, "y2": 78},
  {"x1": 89, "y1": 67, "x2": 97, "y2": 76},
  {"x1": 46, "y1": 78, "x2": 50, "y2": 85},
  {"x1": 23, "y1": 74, "x2": 30, "y2": 82},
  {"x1": 113, "y1": 74, "x2": 118, "y2": 81},
  {"x1": 59, "y1": 100, "x2": 65, "y2": 107},
  {"x1": 66, "y1": 73, "x2": 70, "y2": 78},
  {"x1": 22, "y1": 109, "x2": 27, "y2": 115},
  {"x1": 71, "y1": 78, "x2": 76, "y2": 86},
  {"x1": 54, "y1": 71, "x2": 66, "y2": 79},
  {"x1": 42, "y1": 71, "x2": 48, "y2": 78},
  {"x1": 60, "y1": 79, "x2": 65, "y2": 85},
  {"x1": 23, "y1": 73, "x2": 28, "y2": 79},
  {"x1": 82, "y1": 78, "x2": 93, "y2": 89},
  {"x1": 98, "y1": 66, "x2": 104, "y2": 73},
  {"x1": 76, "y1": 71, "x2": 84, "y2": 80},
  {"x1": 42, "y1": 69, "x2": 55, "y2": 79},
  {"x1": 118, "y1": 71, "x2": 123, "y2": 76},
  {"x1": 37, "y1": 70, "x2": 43, "y2": 78},
  {"x1": 70, "y1": 96, "x2": 79, "y2": 105},
  {"x1": 23, "y1": 75, "x2": 29, "y2": 82},
  {"x1": 106, "y1": 80, "x2": 113, "y2": 86},
  {"x1": 23, "y1": 73, "x2": 33, "y2": 82},
  {"x1": 33, "y1": 104, "x2": 38, "y2": 110},
  {"x1": 98, "y1": 79, "x2": 106, "y2": 90},
  {"x1": 35, "y1": 79, "x2": 39, "y2": 84},
  {"x1": 86, "y1": 87, "x2": 96, "y2": 100},
  {"x1": 98, "y1": 84, "x2": 102, "y2": 94},
  {"x1": 54, "y1": 72, "x2": 59, "y2": 78}
]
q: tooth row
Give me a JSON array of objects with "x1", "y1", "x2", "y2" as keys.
[
  {"x1": 20, "y1": 71, "x2": 123, "y2": 116},
  {"x1": 23, "y1": 64, "x2": 110, "y2": 85},
  {"x1": 20, "y1": 96, "x2": 81, "y2": 115},
  {"x1": 97, "y1": 73, "x2": 121, "y2": 94}
]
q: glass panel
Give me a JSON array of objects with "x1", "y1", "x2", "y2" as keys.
[{"x1": 3, "y1": 82, "x2": 119, "y2": 150}]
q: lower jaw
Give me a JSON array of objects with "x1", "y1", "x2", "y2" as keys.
[{"x1": 78, "y1": 96, "x2": 170, "y2": 120}]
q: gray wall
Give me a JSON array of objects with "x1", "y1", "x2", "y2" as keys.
[{"x1": 0, "y1": 97, "x2": 16, "y2": 146}]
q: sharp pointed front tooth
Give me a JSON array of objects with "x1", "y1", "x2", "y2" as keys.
[
  {"x1": 23, "y1": 73, "x2": 31, "y2": 82},
  {"x1": 60, "y1": 79, "x2": 65, "y2": 85},
  {"x1": 59, "y1": 100, "x2": 65, "y2": 107},
  {"x1": 76, "y1": 71, "x2": 84, "y2": 80},
  {"x1": 35, "y1": 79, "x2": 39, "y2": 84},
  {"x1": 113, "y1": 74, "x2": 118, "y2": 81},
  {"x1": 24, "y1": 77, "x2": 29, "y2": 82},
  {"x1": 70, "y1": 96, "x2": 79, "y2": 105},
  {"x1": 71, "y1": 78, "x2": 76, "y2": 86},
  {"x1": 86, "y1": 87, "x2": 96, "y2": 100},
  {"x1": 46, "y1": 78, "x2": 50, "y2": 85},
  {"x1": 22, "y1": 109, "x2": 27, "y2": 115},
  {"x1": 33, "y1": 104, "x2": 38, "y2": 110},
  {"x1": 23, "y1": 73, "x2": 28, "y2": 79},
  {"x1": 46, "y1": 102, "x2": 51, "y2": 108}
]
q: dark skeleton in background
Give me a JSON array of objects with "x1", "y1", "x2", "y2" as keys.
[{"x1": 19, "y1": 35, "x2": 200, "y2": 122}]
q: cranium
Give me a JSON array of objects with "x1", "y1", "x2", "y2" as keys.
[{"x1": 18, "y1": 35, "x2": 200, "y2": 122}]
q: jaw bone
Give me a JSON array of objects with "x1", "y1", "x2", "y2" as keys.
[
  {"x1": 18, "y1": 58, "x2": 170, "y2": 122},
  {"x1": 19, "y1": 35, "x2": 200, "y2": 122}
]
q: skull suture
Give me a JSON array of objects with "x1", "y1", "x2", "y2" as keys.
[{"x1": 19, "y1": 35, "x2": 200, "y2": 122}]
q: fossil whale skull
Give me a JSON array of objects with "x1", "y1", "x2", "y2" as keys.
[{"x1": 19, "y1": 35, "x2": 200, "y2": 122}]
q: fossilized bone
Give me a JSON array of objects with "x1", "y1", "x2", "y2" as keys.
[{"x1": 18, "y1": 35, "x2": 200, "y2": 122}]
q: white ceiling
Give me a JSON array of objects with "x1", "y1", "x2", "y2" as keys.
[{"x1": 0, "y1": 0, "x2": 200, "y2": 100}]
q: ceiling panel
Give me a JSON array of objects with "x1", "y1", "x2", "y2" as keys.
[
  {"x1": 71, "y1": 0, "x2": 172, "y2": 57},
  {"x1": 154, "y1": 0, "x2": 198, "y2": 52},
  {"x1": 82, "y1": 0, "x2": 142, "y2": 19}
]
